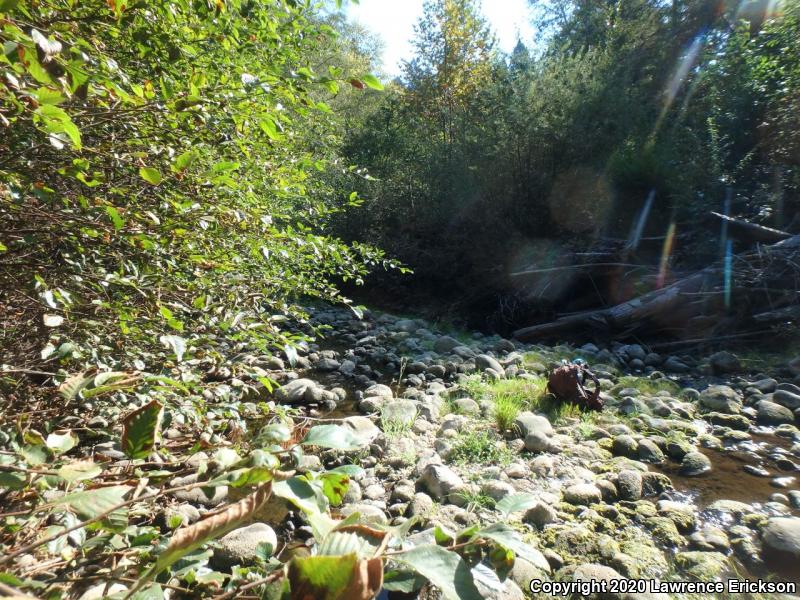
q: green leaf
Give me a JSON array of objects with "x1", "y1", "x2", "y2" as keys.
[
  {"x1": 301, "y1": 424, "x2": 367, "y2": 451},
  {"x1": 59, "y1": 372, "x2": 94, "y2": 401},
  {"x1": 50, "y1": 485, "x2": 131, "y2": 520},
  {"x1": 121, "y1": 399, "x2": 164, "y2": 459},
  {"x1": 318, "y1": 471, "x2": 350, "y2": 507},
  {"x1": 35, "y1": 104, "x2": 81, "y2": 148},
  {"x1": 362, "y1": 74, "x2": 384, "y2": 91},
  {"x1": 474, "y1": 523, "x2": 550, "y2": 572},
  {"x1": 58, "y1": 460, "x2": 103, "y2": 483},
  {"x1": 287, "y1": 554, "x2": 383, "y2": 600},
  {"x1": 273, "y1": 477, "x2": 325, "y2": 516},
  {"x1": 46, "y1": 432, "x2": 77, "y2": 455},
  {"x1": 104, "y1": 205, "x2": 124, "y2": 230},
  {"x1": 0, "y1": 472, "x2": 27, "y2": 490},
  {"x1": 258, "y1": 422, "x2": 291, "y2": 444},
  {"x1": 394, "y1": 545, "x2": 482, "y2": 600},
  {"x1": 173, "y1": 150, "x2": 198, "y2": 172},
  {"x1": 159, "y1": 334, "x2": 186, "y2": 362},
  {"x1": 139, "y1": 167, "x2": 163, "y2": 185},
  {"x1": 317, "y1": 524, "x2": 387, "y2": 558},
  {"x1": 382, "y1": 570, "x2": 426, "y2": 594},
  {"x1": 495, "y1": 493, "x2": 538, "y2": 518}
]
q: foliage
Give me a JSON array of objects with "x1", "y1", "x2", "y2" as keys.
[
  {"x1": 447, "y1": 431, "x2": 513, "y2": 466},
  {"x1": 333, "y1": 0, "x2": 800, "y2": 326}
]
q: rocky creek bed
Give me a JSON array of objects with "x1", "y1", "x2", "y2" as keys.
[
  {"x1": 5, "y1": 304, "x2": 800, "y2": 600},
  {"x1": 203, "y1": 305, "x2": 800, "y2": 599}
]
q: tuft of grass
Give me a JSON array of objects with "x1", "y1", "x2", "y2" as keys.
[
  {"x1": 447, "y1": 431, "x2": 513, "y2": 466},
  {"x1": 453, "y1": 489, "x2": 495, "y2": 512},
  {"x1": 381, "y1": 416, "x2": 411, "y2": 439},
  {"x1": 611, "y1": 375, "x2": 680, "y2": 397},
  {"x1": 454, "y1": 376, "x2": 549, "y2": 432}
]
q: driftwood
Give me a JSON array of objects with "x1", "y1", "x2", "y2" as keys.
[
  {"x1": 709, "y1": 211, "x2": 792, "y2": 244},
  {"x1": 513, "y1": 234, "x2": 800, "y2": 342}
]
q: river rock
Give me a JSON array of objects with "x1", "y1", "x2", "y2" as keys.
[
  {"x1": 382, "y1": 400, "x2": 418, "y2": 425},
  {"x1": 611, "y1": 434, "x2": 639, "y2": 458},
  {"x1": 513, "y1": 412, "x2": 553, "y2": 438},
  {"x1": 342, "y1": 416, "x2": 381, "y2": 444},
  {"x1": 524, "y1": 502, "x2": 559, "y2": 528},
  {"x1": 275, "y1": 378, "x2": 325, "y2": 404},
  {"x1": 452, "y1": 397, "x2": 480, "y2": 415},
  {"x1": 364, "y1": 383, "x2": 393, "y2": 398},
  {"x1": 407, "y1": 492, "x2": 435, "y2": 517},
  {"x1": 637, "y1": 438, "x2": 665, "y2": 463},
  {"x1": 674, "y1": 551, "x2": 728, "y2": 580},
  {"x1": 680, "y1": 451, "x2": 711, "y2": 476},
  {"x1": 616, "y1": 470, "x2": 643, "y2": 501},
  {"x1": 709, "y1": 351, "x2": 741, "y2": 374},
  {"x1": 699, "y1": 385, "x2": 742, "y2": 414},
  {"x1": 757, "y1": 400, "x2": 795, "y2": 425},
  {"x1": 418, "y1": 464, "x2": 464, "y2": 502},
  {"x1": 761, "y1": 517, "x2": 800, "y2": 559},
  {"x1": 773, "y1": 389, "x2": 800, "y2": 410},
  {"x1": 212, "y1": 523, "x2": 277, "y2": 569},
  {"x1": 524, "y1": 431, "x2": 551, "y2": 453},
  {"x1": 563, "y1": 483, "x2": 602, "y2": 506},
  {"x1": 341, "y1": 503, "x2": 388, "y2": 525},
  {"x1": 663, "y1": 356, "x2": 691, "y2": 373},
  {"x1": 433, "y1": 336, "x2": 461, "y2": 354},
  {"x1": 476, "y1": 353, "x2": 504, "y2": 374},
  {"x1": 79, "y1": 584, "x2": 129, "y2": 600}
]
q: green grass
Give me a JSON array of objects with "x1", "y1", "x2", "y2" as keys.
[
  {"x1": 452, "y1": 489, "x2": 495, "y2": 512},
  {"x1": 611, "y1": 375, "x2": 681, "y2": 397},
  {"x1": 381, "y1": 416, "x2": 412, "y2": 439},
  {"x1": 447, "y1": 431, "x2": 513, "y2": 466},
  {"x1": 453, "y1": 376, "x2": 549, "y2": 432}
]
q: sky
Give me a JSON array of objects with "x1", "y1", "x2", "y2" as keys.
[{"x1": 344, "y1": 0, "x2": 537, "y2": 77}]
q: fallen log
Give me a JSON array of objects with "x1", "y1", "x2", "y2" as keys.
[
  {"x1": 709, "y1": 211, "x2": 792, "y2": 244},
  {"x1": 513, "y1": 234, "x2": 800, "y2": 342}
]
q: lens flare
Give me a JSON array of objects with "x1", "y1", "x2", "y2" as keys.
[
  {"x1": 627, "y1": 189, "x2": 656, "y2": 251},
  {"x1": 724, "y1": 238, "x2": 734, "y2": 309},
  {"x1": 652, "y1": 35, "x2": 705, "y2": 138},
  {"x1": 657, "y1": 222, "x2": 676, "y2": 289}
]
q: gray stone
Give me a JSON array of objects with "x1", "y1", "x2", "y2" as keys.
[
  {"x1": 481, "y1": 480, "x2": 515, "y2": 502},
  {"x1": 316, "y1": 357, "x2": 340, "y2": 372},
  {"x1": 680, "y1": 451, "x2": 712, "y2": 476},
  {"x1": 699, "y1": 385, "x2": 742, "y2": 414},
  {"x1": 171, "y1": 473, "x2": 228, "y2": 507},
  {"x1": 761, "y1": 517, "x2": 800, "y2": 559},
  {"x1": 663, "y1": 356, "x2": 691, "y2": 373},
  {"x1": 524, "y1": 431, "x2": 551, "y2": 453},
  {"x1": 709, "y1": 351, "x2": 741, "y2": 374},
  {"x1": 433, "y1": 336, "x2": 462, "y2": 354},
  {"x1": 275, "y1": 378, "x2": 325, "y2": 404},
  {"x1": 751, "y1": 378, "x2": 778, "y2": 394},
  {"x1": 418, "y1": 464, "x2": 464, "y2": 501},
  {"x1": 79, "y1": 584, "x2": 129, "y2": 600},
  {"x1": 407, "y1": 492, "x2": 435, "y2": 517},
  {"x1": 452, "y1": 397, "x2": 480, "y2": 415},
  {"x1": 212, "y1": 523, "x2": 277, "y2": 569},
  {"x1": 637, "y1": 438, "x2": 665, "y2": 463},
  {"x1": 476, "y1": 354, "x2": 504, "y2": 374},
  {"x1": 773, "y1": 389, "x2": 800, "y2": 410},
  {"x1": 563, "y1": 483, "x2": 602, "y2": 506},
  {"x1": 364, "y1": 383, "x2": 393, "y2": 398},
  {"x1": 611, "y1": 434, "x2": 639, "y2": 458},
  {"x1": 514, "y1": 412, "x2": 553, "y2": 438},
  {"x1": 524, "y1": 502, "x2": 558, "y2": 527},
  {"x1": 757, "y1": 400, "x2": 795, "y2": 425},
  {"x1": 342, "y1": 416, "x2": 381, "y2": 444},
  {"x1": 340, "y1": 503, "x2": 388, "y2": 526},
  {"x1": 382, "y1": 400, "x2": 418, "y2": 426},
  {"x1": 616, "y1": 470, "x2": 643, "y2": 501}
]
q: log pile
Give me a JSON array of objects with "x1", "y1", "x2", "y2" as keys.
[{"x1": 513, "y1": 231, "x2": 800, "y2": 343}]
